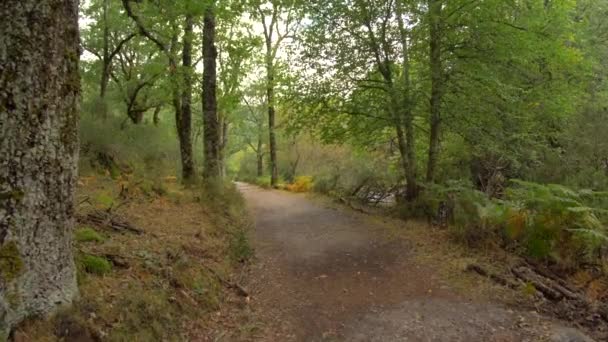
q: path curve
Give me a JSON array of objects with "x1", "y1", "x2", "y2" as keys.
[{"x1": 238, "y1": 183, "x2": 593, "y2": 342}]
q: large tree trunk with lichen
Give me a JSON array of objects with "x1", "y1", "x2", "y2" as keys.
[
  {"x1": 0, "y1": 0, "x2": 80, "y2": 338},
  {"x1": 202, "y1": 5, "x2": 221, "y2": 183}
]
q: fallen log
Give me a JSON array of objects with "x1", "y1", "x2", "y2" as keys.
[
  {"x1": 523, "y1": 258, "x2": 579, "y2": 294},
  {"x1": 79, "y1": 211, "x2": 144, "y2": 235},
  {"x1": 466, "y1": 264, "x2": 519, "y2": 289},
  {"x1": 511, "y1": 266, "x2": 564, "y2": 301}
]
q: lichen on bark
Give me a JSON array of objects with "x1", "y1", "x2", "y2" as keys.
[
  {"x1": 0, "y1": 0, "x2": 81, "y2": 336},
  {"x1": 0, "y1": 241, "x2": 23, "y2": 283}
]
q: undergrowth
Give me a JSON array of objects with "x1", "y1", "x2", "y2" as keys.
[
  {"x1": 15, "y1": 176, "x2": 254, "y2": 341},
  {"x1": 398, "y1": 180, "x2": 608, "y2": 272}
]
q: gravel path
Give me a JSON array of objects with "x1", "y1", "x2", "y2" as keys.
[{"x1": 237, "y1": 183, "x2": 593, "y2": 342}]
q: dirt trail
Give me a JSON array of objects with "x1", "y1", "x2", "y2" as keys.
[{"x1": 237, "y1": 183, "x2": 593, "y2": 342}]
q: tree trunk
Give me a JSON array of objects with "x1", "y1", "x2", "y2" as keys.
[
  {"x1": 257, "y1": 135, "x2": 264, "y2": 177},
  {"x1": 99, "y1": 0, "x2": 110, "y2": 120},
  {"x1": 179, "y1": 15, "x2": 194, "y2": 183},
  {"x1": 202, "y1": 5, "x2": 221, "y2": 182},
  {"x1": 218, "y1": 118, "x2": 229, "y2": 177},
  {"x1": 0, "y1": 1, "x2": 80, "y2": 336},
  {"x1": 153, "y1": 105, "x2": 162, "y2": 126},
  {"x1": 128, "y1": 109, "x2": 145, "y2": 124},
  {"x1": 427, "y1": 0, "x2": 443, "y2": 183},
  {"x1": 100, "y1": 0, "x2": 110, "y2": 98},
  {"x1": 266, "y1": 57, "x2": 279, "y2": 187},
  {"x1": 396, "y1": 0, "x2": 418, "y2": 200}
]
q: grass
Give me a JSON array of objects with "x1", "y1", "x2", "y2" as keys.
[
  {"x1": 78, "y1": 254, "x2": 112, "y2": 275},
  {"x1": 74, "y1": 227, "x2": 105, "y2": 243},
  {"x1": 14, "y1": 175, "x2": 256, "y2": 341}
]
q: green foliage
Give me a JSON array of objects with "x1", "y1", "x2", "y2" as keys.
[
  {"x1": 94, "y1": 191, "x2": 115, "y2": 209},
  {"x1": 417, "y1": 180, "x2": 608, "y2": 269},
  {"x1": 80, "y1": 116, "x2": 180, "y2": 181},
  {"x1": 79, "y1": 254, "x2": 112, "y2": 275},
  {"x1": 504, "y1": 180, "x2": 608, "y2": 266},
  {"x1": 74, "y1": 227, "x2": 105, "y2": 243},
  {"x1": 253, "y1": 176, "x2": 273, "y2": 188}
]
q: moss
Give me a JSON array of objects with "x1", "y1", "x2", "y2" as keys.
[
  {"x1": 0, "y1": 190, "x2": 24, "y2": 202},
  {"x1": 109, "y1": 165, "x2": 121, "y2": 180},
  {"x1": 0, "y1": 327, "x2": 8, "y2": 342},
  {"x1": 6, "y1": 287, "x2": 21, "y2": 309},
  {"x1": 74, "y1": 227, "x2": 105, "y2": 243},
  {"x1": 0, "y1": 241, "x2": 24, "y2": 283},
  {"x1": 79, "y1": 254, "x2": 112, "y2": 275},
  {"x1": 94, "y1": 192, "x2": 114, "y2": 208}
]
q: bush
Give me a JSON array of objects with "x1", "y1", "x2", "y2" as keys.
[
  {"x1": 420, "y1": 180, "x2": 608, "y2": 269},
  {"x1": 286, "y1": 176, "x2": 313, "y2": 192},
  {"x1": 312, "y1": 173, "x2": 340, "y2": 194},
  {"x1": 255, "y1": 176, "x2": 272, "y2": 188},
  {"x1": 79, "y1": 116, "x2": 179, "y2": 181},
  {"x1": 503, "y1": 180, "x2": 608, "y2": 267}
]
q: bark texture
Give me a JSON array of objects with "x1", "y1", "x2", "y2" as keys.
[
  {"x1": 0, "y1": 0, "x2": 80, "y2": 337},
  {"x1": 266, "y1": 61, "x2": 279, "y2": 187},
  {"x1": 202, "y1": 6, "x2": 221, "y2": 181},
  {"x1": 179, "y1": 16, "x2": 195, "y2": 183},
  {"x1": 257, "y1": 136, "x2": 264, "y2": 177},
  {"x1": 427, "y1": 0, "x2": 443, "y2": 183},
  {"x1": 396, "y1": 0, "x2": 418, "y2": 200}
]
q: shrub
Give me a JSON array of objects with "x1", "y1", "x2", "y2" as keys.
[
  {"x1": 503, "y1": 180, "x2": 608, "y2": 267},
  {"x1": 286, "y1": 176, "x2": 313, "y2": 192},
  {"x1": 74, "y1": 227, "x2": 105, "y2": 243},
  {"x1": 79, "y1": 116, "x2": 179, "y2": 180},
  {"x1": 312, "y1": 173, "x2": 339, "y2": 194},
  {"x1": 425, "y1": 180, "x2": 608, "y2": 269},
  {"x1": 255, "y1": 176, "x2": 272, "y2": 188}
]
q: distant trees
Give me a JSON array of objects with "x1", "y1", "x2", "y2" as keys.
[
  {"x1": 291, "y1": 0, "x2": 593, "y2": 199},
  {"x1": 121, "y1": 0, "x2": 198, "y2": 182},
  {"x1": 82, "y1": 0, "x2": 136, "y2": 118},
  {"x1": 251, "y1": 0, "x2": 303, "y2": 187},
  {"x1": 0, "y1": 0, "x2": 80, "y2": 335},
  {"x1": 96, "y1": 0, "x2": 257, "y2": 185}
]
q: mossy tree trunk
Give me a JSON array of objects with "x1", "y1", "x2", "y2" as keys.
[
  {"x1": 427, "y1": 0, "x2": 443, "y2": 183},
  {"x1": 0, "y1": 0, "x2": 80, "y2": 337},
  {"x1": 202, "y1": 4, "x2": 221, "y2": 183},
  {"x1": 180, "y1": 16, "x2": 195, "y2": 183}
]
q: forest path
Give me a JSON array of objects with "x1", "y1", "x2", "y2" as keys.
[{"x1": 237, "y1": 183, "x2": 592, "y2": 342}]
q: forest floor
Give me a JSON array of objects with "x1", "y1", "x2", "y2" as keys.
[
  {"x1": 237, "y1": 182, "x2": 596, "y2": 342},
  {"x1": 13, "y1": 176, "x2": 255, "y2": 341}
]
